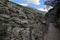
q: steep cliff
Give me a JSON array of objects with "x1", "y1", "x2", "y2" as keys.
[
  {"x1": 44, "y1": 1, "x2": 60, "y2": 40},
  {"x1": 0, "y1": 1, "x2": 46, "y2": 40}
]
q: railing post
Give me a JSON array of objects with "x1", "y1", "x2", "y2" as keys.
[{"x1": 29, "y1": 26, "x2": 32, "y2": 40}]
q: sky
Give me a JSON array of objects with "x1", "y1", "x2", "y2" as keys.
[{"x1": 9, "y1": 0, "x2": 52, "y2": 12}]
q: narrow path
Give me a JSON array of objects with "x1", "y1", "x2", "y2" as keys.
[{"x1": 44, "y1": 23, "x2": 60, "y2": 40}]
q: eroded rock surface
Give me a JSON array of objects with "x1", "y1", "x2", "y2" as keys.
[{"x1": 0, "y1": 2, "x2": 46, "y2": 40}]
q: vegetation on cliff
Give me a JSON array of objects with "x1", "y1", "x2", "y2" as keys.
[{"x1": 0, "y1": 1, "x2": 46, "y2": 40}]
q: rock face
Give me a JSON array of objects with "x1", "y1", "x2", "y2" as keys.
[
  {"x1": 44, "y1": 1, "x2": 60, "y2": 40},
  {"x1": 0, "y1": 1, "x2": 46, "y2": 40}
]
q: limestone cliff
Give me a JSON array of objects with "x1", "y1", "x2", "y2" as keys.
[{"x1": 0, "y1": 1, "x2": 46, "y2": 40}]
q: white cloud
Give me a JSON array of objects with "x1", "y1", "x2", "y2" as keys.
[
  {"x1": 20, "y1": 4, "x2": 28, "y2": 6},
  {"x1": 28, "y1": 0, "x2": 40, "y2": 5},
  {"x1": 38, "y1": 8, "x2": 48, "y2": 12},
  {"x1": 45, "y1": 5, "x2": 53, "y2": 10},
  {"x1": 38, "y1": 6, "x2": 53, "y2": 12}
]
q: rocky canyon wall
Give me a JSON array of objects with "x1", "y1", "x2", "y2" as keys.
[{"x1": 0, "y1": 1, "x2": 46, "y2": 40}]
